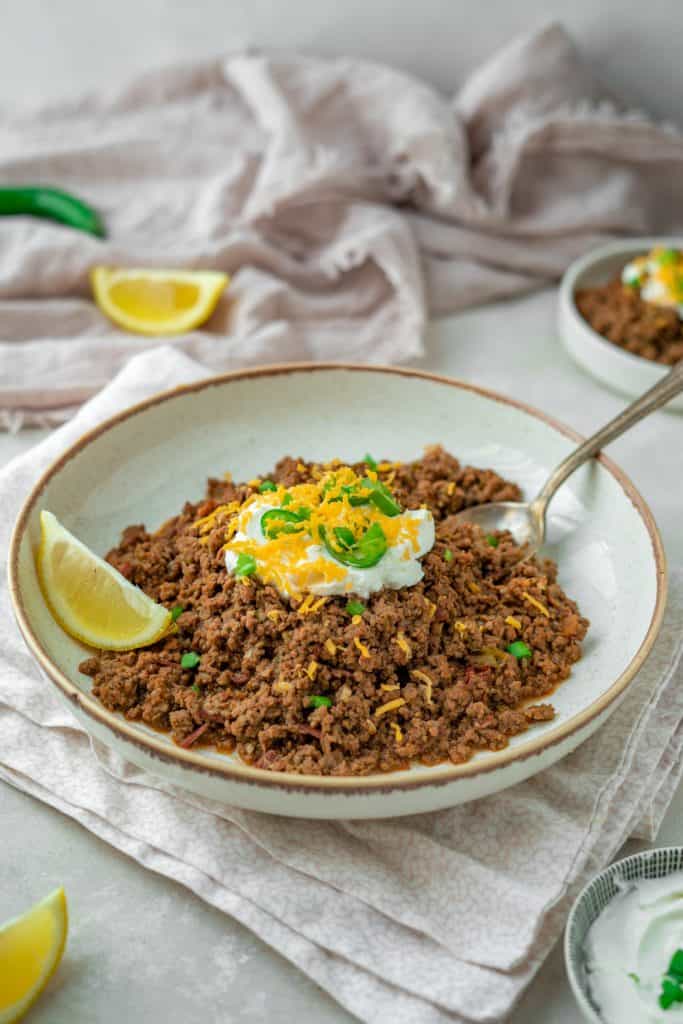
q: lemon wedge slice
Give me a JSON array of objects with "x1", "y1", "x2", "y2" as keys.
[
  {"x1": 0, "y1": 888, "x2": 68, "y2": 1024},
  {"x1": 37, "y1": 511, "x2": 171, "y2": 650},
  {"x1": 91, "y1": 266, "x2": 229, "y2": 335}
]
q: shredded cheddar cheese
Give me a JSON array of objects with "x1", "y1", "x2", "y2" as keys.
[
  {"x1": 381, "y1": 683, "x2": 400, "y2": 691},
  {"x1": 273, "y1": 679, "x2": 291, "y2": 694},
  {"x1": 324, "y1": 638, "x2": 337, "y2": 656},
  {"x1": 306, "y1": 660, "x2": 319, "y2": 681},
  {"x1": 394, "y1": 632, "x2": 411, "y2": 656},
  {"x1": 266, "y1": 609, "x2": 281, "y2": 622},
  {"x1": 411, "y1": 669, "x2": 433, "y2": 704},
  {"x1": 296, "y1": 462, "x2": 306, "y2": 473},
  {"x1": 424, "y1": 598, "x2": 436, "y2": 618},
  {"x1": 390, "y1": 722, "x2": 404, "y2": 744},
  {"x1": 522, "y1": 592, "x2": 550, "y2": 617},
  {"x1": 352, "y1": 614, "x2": 362, "y2": 625},
  {"x1": 375, "y1": 698, "x2": 406, "y2": 717},
  {"x1": 467, "y1": 581, "x2": 480, "y2": 594},
  {"x1": 505, "y1": 615, "x2": 522, "y2": 630},
  {"x1": 454, "y1": 620, "x2": 467, "y2": 634},
  {"x1": 354, "y1": 636, "x2": 371, "y2": 659},
  {"x1": 447, "y1": 481, "x2": 455, "y2": 496},
  {"x1": 248, "y1": 478, "x2": 261, "y2": 489}
]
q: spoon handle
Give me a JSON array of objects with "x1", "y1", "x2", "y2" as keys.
[{"x1": 534, "y1": 360, "x2": 683, "y2": 514}]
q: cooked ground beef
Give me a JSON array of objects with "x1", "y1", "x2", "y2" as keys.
[
  {"x1": 576, "y1": 277, "x2": 683, "y2": 365},
  {"x1": 80, "y1": 446, "x2": 588, "y2": 776}
]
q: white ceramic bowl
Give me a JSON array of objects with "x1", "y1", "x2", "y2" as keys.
[
  {"x1": 8, "y1": 364, "x2": 667, "y2": 819},
  {"x1": 558, "y1": 238, "x2": 683, "y2": 413},
  {"x1": 565, "y1": 847, "x2": 683, "y2": 1023}
]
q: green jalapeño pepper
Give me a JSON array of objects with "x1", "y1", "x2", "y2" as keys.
[
  {"x1": 319, "y1": 522, "x2": 387, "y2": 568},
  {"x1": 261, "y1": 508, "x2": 309, "y2": 539},
  {"x1": 348, "y1": 477, "x2": 401, "y2": 516},
  {"x1": 0, "y1": 187, "x2": 106, "y2": 237}
]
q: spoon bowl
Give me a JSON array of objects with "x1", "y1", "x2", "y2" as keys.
[{"x1": 453, "y1": 500, "x2": 544, "y2": 553}]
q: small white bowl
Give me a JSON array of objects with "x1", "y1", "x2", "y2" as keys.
[
  {"x1": 558, "y1": 238, "x2": 683, "y2": 413},
  {"x1": 565, "y1": 846, "x2": 683, "y2": 1022}
]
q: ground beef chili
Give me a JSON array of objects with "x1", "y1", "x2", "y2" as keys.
[
  {"x1": 79, "y1": 446, "x2": 588, "y2": 776},
  {"x1": 575, "y1": 277, "x2": 683, "y2": 365}
]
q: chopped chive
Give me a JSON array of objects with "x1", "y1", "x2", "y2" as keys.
[
  {"x1": 191, "y1": 682, "x2": 201, "y2": 695},
  {"x1": 308, "y1": 695, "x2": 332, "y2": 709},
  {"x1": 507, "y1": 640, "x2": 532, "y2": 660},
  {"x1": 281, "y1": 493, "x2": 292, "y2": 507},
  {"x1": 181, "y1": 651, "x2": 201, "y2": 669},
  {"x1": 658, "y1": 247, "x2": 679, "y2": 266},
  {"x1": 486, "y1": 534, "x2": 499, "y2": 548},
  {"x1": 443, "y1": 548, "x2": 454, "y2": 562},
  {"x1": 259, "y1": 479, "x2": 277, "y2": 493},
  {"x1": 364, "y1": 453, "x2": 378, "y2": 471},
  {"x1": 346, "y1": 600, "x2": 366, "y2": 616},
  {"x1": 668, "y1": 950, "x2": 683, "y2": 981},
  {"x1": 170, "y1": 604, "x2": 184, "y2": 622},
  {"x1": 235, "y1": 552, "x2": 257, "y2": 577}
]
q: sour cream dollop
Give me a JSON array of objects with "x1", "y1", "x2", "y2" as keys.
[
  {"x1": 585, "y1": 871, "x2": 683, "y2": 1023},
  {"x1": 225, "y1": 496, "x2": 434, "y2": 600},
  {"x1": 622, "y1": 247, "x2": 683, "y2": 318}
]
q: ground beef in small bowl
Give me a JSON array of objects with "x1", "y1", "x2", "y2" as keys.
[
  {"x1": 79, "y1": 446, "x2": 589, "y2": 777},
  {"x1": 575, "y1": 250, "x2": 683, "y2": 365}
]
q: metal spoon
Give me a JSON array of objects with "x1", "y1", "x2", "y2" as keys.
[{"x1": 454, "y1": 360, "x2": 683, "y2": 556}]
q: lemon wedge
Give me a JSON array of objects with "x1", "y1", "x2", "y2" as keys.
[
  {"x1": 91, "y1": 266, "x2": 229, "y2": 336},
  {"x1": 0, "y1": 888, "x2": 68, "y2": 1024},
  {"x1": 37, "y1": 511, "x2": 171, "y2": 650}
]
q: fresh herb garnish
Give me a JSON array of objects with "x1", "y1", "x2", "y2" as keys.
[
  {"x1": 486, "y1": 534, "x2": 499, "y2": 548},
  {"x1": 346, "y1": 600, "x2": 366, "y2": 616},
  {"x1": 235, "y1": 553, "x2": 257, "y2": 577},
  {"x1": 259, "y1": 479, "x2": 277, "y2": 493},
  {"x1": 170, "y1": 604, "x2": 184, "y2": 622},
  {"x1": 659, "y1": 977, "x2": 683, "y2": 1010},
  {"x1": 444, "y1": 548, "x2": 454, "y2": 562},
  {"x1": 668, "y1": 950, "x2": 683, "y2": 981},
  {"x1": 181, "y1": 652, "x2": 201, "y2": 669},
  {"x1": 308, "y1": 695, "x2": 332, "y2": 709},
  {"x1": 507, "y1": 640, "x2": 532, "y2": 660}
]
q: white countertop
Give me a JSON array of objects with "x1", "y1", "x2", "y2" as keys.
[{"x1": 3, "y1": 287, "x2": 682, "y2": 1023}]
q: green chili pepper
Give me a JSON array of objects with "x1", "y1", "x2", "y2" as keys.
[
  {"x1": 170, "y1": 604, "x2": 185, "y2": 622},
  {"x1": 334, "y1": 526, "x2": 356, "y2": 549},
  {"x1": 443, "y1": 548, "x2": 454, "y2": 562},
  {"x1": 308, "y1": 695, "x2": 332, "y2": 709},
  {"x1": 507, "y1": 640, "x2": 532, "y2": 660},
  {"x1": 346, "y1": 600, "x2": 366, "y2": 616},
  {"x1": 281, "y1": 493, "x2": 293, "y2": 507},
  {"x1": 261, "y1": 508, "x2": 308, "y2": 539},
  {"x1": 0, "y1": 186, "x2": 105, "y2": 237},
  {"x1": 235, "y1": 553, "x2": 257, "y2": 577},
  {"x1": 486, "y1": 534, "x2": 499, "y2": 548},
  {"x1": 364, "y1": 453, "x2": 378, "y2": 471},
  {"x1": 181, "y1": 652, "x2": 201, "y2": 669},
  {"x1": 258, "y1": 480, "x2": 277, "y2": 493},
  {"x1": 348, "y1": 477, "x2": 401, "y2": 516},
  {"x1": 668, "y1": 950, "x2": 683, "y2": 981},
  {"x1": 659, "y1": 978, "x2": 683, "y2": 1010},
  {"x1": 658, "y1": 248, "x2": 679, "y2": 266},
  {"x1": 191, "y1": 682, "x2": 201, "y2": 695},
  {"x1": 319, "y1": 522, "x2": 387, "y2": 568}
]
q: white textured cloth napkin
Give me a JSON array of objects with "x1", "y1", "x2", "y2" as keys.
[
  {"x1": 2, "y1": 347, "x2": 683, "y2": 1023},
  {"x1": 3, "y1": 21, "x2": 683, "y2": 428}
]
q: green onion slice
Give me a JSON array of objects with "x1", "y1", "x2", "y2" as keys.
[
  {"x1": 308, "y1": 695, "x2": 332, "y2": 708},
  {"x1": 346, "y1": 600, "x2": 366, "y2": 616},
  {"x1": 235, "y1": 553, "x2": 257, "y2": 577},
  {"x1": 507, "y1": 640, "x2": 532, "y2": 660}
]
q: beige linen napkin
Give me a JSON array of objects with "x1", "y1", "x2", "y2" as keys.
[
  {"x1": 3, "y1": 21, "x2": 683, "y2": 428},
  {"x1": 2, "y1": 347, "x2": 683, "y2": 1023}
]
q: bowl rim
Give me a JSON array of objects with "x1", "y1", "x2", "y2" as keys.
[
  {"x1": 559, "y1": 236, "x2": 683, "y2": 376},
  {"x1": 7, "y1": 362, "x2": 668, "y2": 795},
  {"x1": 564, "y1": 845, "x2": 683, "y2": 1023}
]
